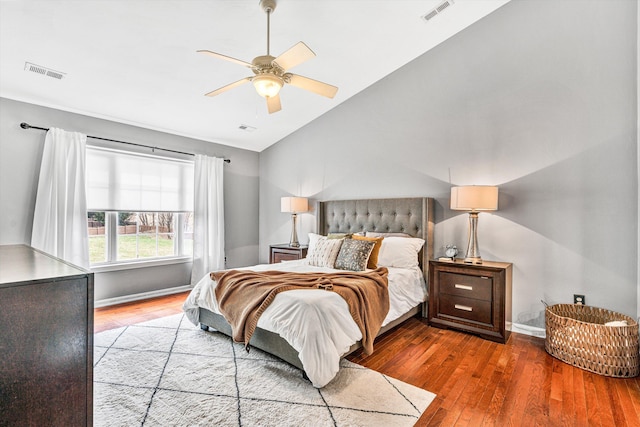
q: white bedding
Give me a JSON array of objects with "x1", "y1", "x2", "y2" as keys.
[{"x1": 182, "y1": 259, "x2": 426, "y2": 387}]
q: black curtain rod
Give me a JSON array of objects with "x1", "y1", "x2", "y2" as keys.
[{"x1": 20, "y1": 122, "x2": 231, "y2": 163}]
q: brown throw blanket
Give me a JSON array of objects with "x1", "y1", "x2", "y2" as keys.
[{"x1": 211, "y1": 268, "x2": 390, "y2": 355}]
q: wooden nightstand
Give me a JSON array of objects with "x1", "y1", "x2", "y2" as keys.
[
  {"x1": 269, "y1": 244, "x2": 308, "y2": 264},
  {"x1": 428, "y1": 259, "x2": 512, "y2": 343}
]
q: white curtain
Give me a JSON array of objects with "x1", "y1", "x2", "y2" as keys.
[
  {"x1": 191, "y1": 155, "x2": 225, "y2": 284},
  {"x1": 31, "y1": 128, "x2": 90, "y2": 269}
]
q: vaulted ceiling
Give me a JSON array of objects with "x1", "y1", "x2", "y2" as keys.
[{"x1": 0, "y1": 0, "x2": 509, "y2": 152}]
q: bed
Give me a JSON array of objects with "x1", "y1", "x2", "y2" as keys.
[{"x1": 183, "y1": 197, "x2": 434, "y2": 387}]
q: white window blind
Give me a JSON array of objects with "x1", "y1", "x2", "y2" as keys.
[{"x1": 86, "y1": 146, "x2": 194, "y2": 212}]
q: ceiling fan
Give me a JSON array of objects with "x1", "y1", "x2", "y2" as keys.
[{"x1": 198, "y1": 0, "x2": 338, "y2": 114}]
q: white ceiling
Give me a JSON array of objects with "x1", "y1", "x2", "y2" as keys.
[{"x1": 0, "y1": 0, "x2": 509, "y2": 152}]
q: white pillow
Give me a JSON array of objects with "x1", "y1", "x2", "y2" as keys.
[
  {"x1": 377, "y1": 236, "x2": 425, "y2": 268},
  {"x1": 306, "y1": 233, "x2": 325, "y2": 257},
  {"x1": 306, "y1": 238, "x2": 343, "y2": 268}
]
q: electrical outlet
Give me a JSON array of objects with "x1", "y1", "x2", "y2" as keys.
[{"x1": 574, "y1": 294, "x2": 585, "y2": 305}]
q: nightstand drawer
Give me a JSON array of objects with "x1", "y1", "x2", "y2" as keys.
[
  {"x1": 439, "y1": 272, "x2": 492, "y2": 301},
  {"x1": 273, "y1": 251, "x2": 301, "y2": 263},
  {"x1": 269, "y1": 244, "x2": 308, "y2": 264},
  {"x1": 439, "y1": 294, "x2": 492, "y2": 325}
]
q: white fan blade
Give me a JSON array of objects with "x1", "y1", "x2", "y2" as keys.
[
  {"x1": 204, "y1": 77, "x2": 252, "y2": 97},
  {"x1": 287, "y1": 74, "x2": 338, "y2": 99},
  {"x1": 266, "y1": 94, "x2": 282, "y2": 114},
  {"x1": 197, "y1": 50, "x2": 253, "y2": 68},
  {"x1": 273, "y1": 42, "x2": 315, "y2": 71}
]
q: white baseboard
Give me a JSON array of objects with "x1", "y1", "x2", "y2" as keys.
[
  {"x1": 94, "y1": 284, "x2": 193, "y2": 308},
  {"x1": 511, "y1": 322, "x2": 546, "y2": 338}
]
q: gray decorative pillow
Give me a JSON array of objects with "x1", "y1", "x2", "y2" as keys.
[{"x1": 334, "y1": 239, "x2": 376, "y2": 271}]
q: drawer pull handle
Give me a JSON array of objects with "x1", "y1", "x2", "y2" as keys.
[
  {"x1": 455, "y1": 304, "x2": 473, "y2": 312},
  {"x1": 454, "y1": 284, "x2": 473, "y2": 291}
]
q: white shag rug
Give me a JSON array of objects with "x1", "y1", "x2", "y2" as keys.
[{"x1": 94, "y1": 313, "x2": 435, "y2": 426}]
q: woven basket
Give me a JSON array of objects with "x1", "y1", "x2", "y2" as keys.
[{"x1": 545, "y1": 304, "x2": 639, "y2": 378}]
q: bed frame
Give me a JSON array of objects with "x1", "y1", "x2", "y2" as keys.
[{"x1": 199, "y1": 197, "x2": 435, "y2": 370}]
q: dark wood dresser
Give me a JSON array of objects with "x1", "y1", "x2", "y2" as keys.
[
  {"x1": 269, "y1": 244, "x2": 308, "y2": 264},
  {"x1": 428, "y1": 259, "x2": 512, "y2": 343},
  {"x1": 0, "y1": 245, "x2": 94, "y2": 426}
]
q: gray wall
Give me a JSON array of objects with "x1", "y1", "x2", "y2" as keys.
[
  {"x1": 0, "y1": 97, "x2": 260, "y2": 301},
  {"x1": 259, "y1": 0, "x2": 639, "y2": 328}
]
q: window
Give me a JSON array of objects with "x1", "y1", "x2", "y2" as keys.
[
  {"x1": 86, "y1": 147, "x2": 194, "y2": 266},
  {"x1": 87, "y1": 211, "x2": 193, "y2": 264},
  {"x1": 88, "y1": 211, "x2": 107, "y2": 264}
]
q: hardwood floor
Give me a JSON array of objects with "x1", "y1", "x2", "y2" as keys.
[
  {"x1": 94, "y1": 294, "x2": 640, "y2": 427},
  {"x1": 94, "y1": 291, "x2": 189, "y2": 332}
]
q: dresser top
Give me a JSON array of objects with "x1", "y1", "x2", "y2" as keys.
[{"x1": 0, "y1": 244, "x2": 89, "y2": 285}]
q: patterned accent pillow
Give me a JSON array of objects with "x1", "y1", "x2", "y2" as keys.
[
  {"x1": 334, "y1": 239, "x2": 376, "y2": 271},
  {"x1": 307, "y1": 233, "x2": 325, "y2": 256},
  {"x1": 352, "y1": 235, "x2": 384, "y2": 269},
  {"x1": 306, "y1": 238, "x2": 343, "y2": 268}
]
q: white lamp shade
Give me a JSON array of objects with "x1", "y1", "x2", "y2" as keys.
[
  {"x1": 281, "y1": 196, "x2": 308, "y2": 213},
  {"x1": 450, "y1": 186, "x2": 499, "y2": 211}
]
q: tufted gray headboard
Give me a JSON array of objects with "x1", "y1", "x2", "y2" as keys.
[{"x1": 317, "y1": 198, "x2": 434, "y2": 279}]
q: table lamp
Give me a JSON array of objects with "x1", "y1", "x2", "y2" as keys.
[
  {"x1": 281, "y1": 196, "x2": 308, "y2": 247},
  {"x1": 450, "y1": 185, "x2": 498, "y2": 264}
]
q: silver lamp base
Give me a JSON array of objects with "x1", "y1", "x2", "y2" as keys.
[
  {"x1": 463, "y1": 212, "x2": 483, "y2": 264},
  {"x1": 289, "y1": 213, "x2": 300, "y2": 247}
]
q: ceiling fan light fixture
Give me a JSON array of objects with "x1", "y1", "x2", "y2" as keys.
[{"x1": 253, "y1": 74, "x2": 283, "y2": 98}]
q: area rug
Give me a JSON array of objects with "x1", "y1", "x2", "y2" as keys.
[{"x1": 94, "y1": 313, "x2": 435, "y2": 426}]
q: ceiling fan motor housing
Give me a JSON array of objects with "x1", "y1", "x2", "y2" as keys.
[{"x1": 251, "y1": 55, "x2": 282, "y2": 74}]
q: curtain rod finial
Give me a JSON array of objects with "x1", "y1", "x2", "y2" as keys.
[{"x1": 20, "y1": 122, "x2": 30, "y2": 129}]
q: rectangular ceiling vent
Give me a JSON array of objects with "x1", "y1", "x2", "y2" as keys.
[
  {"x1": 238, "y1": 124, "x2": 256, "y2": 132},
  {"x1": 24, "y1": 62, "x2": 66, "y2": 80},
  {"x1": 422, "y1": 0, "x2": 455, "y2": 22}
]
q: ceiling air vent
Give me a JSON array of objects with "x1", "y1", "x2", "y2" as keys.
[
  {"x1": 238, "y1": 124, "x2": 256, "y2": 132},
  {"x1": 24, "y1": 62, "x2": 66, "y2": 80},
  {"x1": 422, "y1": 0, "x2": 455, "y2": 22}
]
